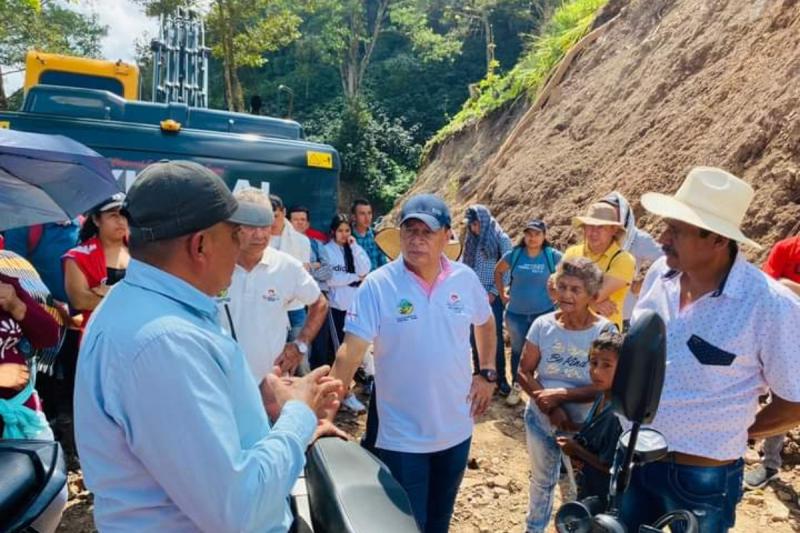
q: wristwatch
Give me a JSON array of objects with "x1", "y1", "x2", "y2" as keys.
[
  {"x1": 478, "y1": 368, "x2": 498, "y2": 383},
  {"x1": 293, "y1": 340, "x2": 309, "y2": 356}
]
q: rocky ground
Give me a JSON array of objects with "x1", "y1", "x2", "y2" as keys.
[{"x1": 57, "y1": 387, "x2": 800, "y2": 533}]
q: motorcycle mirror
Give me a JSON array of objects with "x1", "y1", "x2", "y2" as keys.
[{"x1": 611, "y1": 310, "x2": 666, "y2": 424}]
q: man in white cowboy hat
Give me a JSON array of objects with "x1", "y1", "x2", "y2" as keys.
[
  {"x1": 565, "y1": 202, "x2": 636, "y2": 331},
  {"x1": 621, "y1": 167, "x2": 800, "y2": 532}
]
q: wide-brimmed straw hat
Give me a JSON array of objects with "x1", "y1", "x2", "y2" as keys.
[
  {"x1": 640, "y1": 166, "x2": 761, "y2": 249},
  {"x1": 375, "y1": 227, "x2": 462, "y2": 261},
  {"x1": 572, "y1": 202, "x2": 626, "y2": 242}
]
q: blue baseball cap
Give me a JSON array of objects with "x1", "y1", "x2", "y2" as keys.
[
  {"x1": 525, "y1": 219, "x2": 547, "y2": 232},
  {"x1": 399, "y1": 194, "x2": 451, "y2": 231}
]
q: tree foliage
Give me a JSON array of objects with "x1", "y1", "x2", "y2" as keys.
[{"x1": 0, "y1": 0, "x2": 107, "y2": 108}]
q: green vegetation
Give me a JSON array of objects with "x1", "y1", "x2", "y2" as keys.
[
  {"x1": 0, "y1": 0, "x2": 106, "y2": 108},
  {"x1": 3, "y1": 0, "x2": 608, "y2": 210},
  {"x1": 423, "y1": 0, "x2": 607, "y2": 159}
]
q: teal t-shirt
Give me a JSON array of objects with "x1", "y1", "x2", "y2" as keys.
[{"x1": 502, "y1": 246, "x2": 562, "y2": 315}]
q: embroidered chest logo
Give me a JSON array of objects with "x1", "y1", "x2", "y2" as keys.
[
  {"x1": 263, "y1": 288, "x2": 280, "y2": 302},
  {"x1": 446, "y1": 292, "x2": 465, "y2": 312},
  {"x1": 396, "y1": 298, "x2": 418, "y2": 322}
]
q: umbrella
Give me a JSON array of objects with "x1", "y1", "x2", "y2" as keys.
[{"x1": 0, "y1": 128, "x2": 122, "y2": 231}]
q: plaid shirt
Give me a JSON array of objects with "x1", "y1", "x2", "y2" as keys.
[
  {"x1": 352, "y1": 226, "x2": 387, "y2": 271},
  {"x1": 463, "y1": 234, "x2": 512, "y2": 295}
]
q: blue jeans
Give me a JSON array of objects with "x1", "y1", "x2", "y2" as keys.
[
  {"x1": 471, "y1": 296, "x2": 506, "y2": 385},
  {"x1": 620, "y1": 458, "x2": 745, "y2": 532},
  {"x1": 377, "y1": 438, "x2": 471, "y2": 533},
  {"x1": 505, "y1": 309, "x2": 553, "y2": 385},
  {"x1": 524, "y1": 403, "x2": 568, "y2": 533}
]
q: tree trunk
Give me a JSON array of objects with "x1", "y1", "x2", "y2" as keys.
[
  {"x1": 231, "y1": 67, "x2": 244, "y2": 112},
  {"x1": 483, "y1": 14, "x2": 495, "y2": 75},
  {"x1": 216, "y1": 1, "x2": 235, "y2": 111},
  {"x1": 0, "y1": 65, "x2": 7, "y2": 110}
]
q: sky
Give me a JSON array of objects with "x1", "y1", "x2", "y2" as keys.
[{"x1": 4, "y1": 0, "x2": 159, "y2": 94}]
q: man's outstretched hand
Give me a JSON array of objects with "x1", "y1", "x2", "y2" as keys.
[{"x1": 265, "y1": 365, "x2": 344, "y2": 419}]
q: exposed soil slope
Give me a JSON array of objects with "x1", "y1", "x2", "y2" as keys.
[{"x1": 408, "y1": 0, "x2": 800, "y2": 260}]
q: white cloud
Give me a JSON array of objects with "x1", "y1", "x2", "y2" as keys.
[{"x1": 4, "y1": 0, "x2": 158, "y2": 95}]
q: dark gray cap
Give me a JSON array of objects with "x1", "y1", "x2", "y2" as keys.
[
  {"x1": 399, "y1": 194, "x2": 451, "y2": 231},
  {"x1": 123, "y1": 160, "x2": 238, "y2": 242}
]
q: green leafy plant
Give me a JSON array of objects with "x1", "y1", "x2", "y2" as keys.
[{"x1": 423, "y1": 0, "x2": 607, "y2": 160}]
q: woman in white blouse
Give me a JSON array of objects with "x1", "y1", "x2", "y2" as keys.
[{"x1": 321, "y1": 214, "x2": 371, "y2": 412}]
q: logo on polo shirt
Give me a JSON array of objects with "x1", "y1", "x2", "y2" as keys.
[
  {"x1": 396, "y1": 299, "x2": 418, "y2": 322},
  {"x1": 447, "y1": 292, "x2": 464, "y2": 312},
  {"x1": 263, "y1": 288, "x2": 280, "y2": 302}
]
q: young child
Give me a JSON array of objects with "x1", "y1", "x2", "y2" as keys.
[{"x1": 557, "y1": 330, "x2": 623, "y2": 501}]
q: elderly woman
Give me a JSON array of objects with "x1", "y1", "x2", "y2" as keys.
[
  {"x1": 518, "y1": 257, "x2": 616, "y2": 533},
  {"x1": 63, "y1": 193, "x2": 129, "y2": 328}
]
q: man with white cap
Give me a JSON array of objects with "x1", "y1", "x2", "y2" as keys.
[
  {"x1": 330, "y1": 193, "x2": 497, "y2": 533},
  {"x1": 565, "y1": 202, "x2": 636, "y2": 331},
  {"x1": 218, "y1": 188, "x2": 328, "y2": 388},
  {"x1": 622, "y1": 167, "x2": 800, "y2": 532}
]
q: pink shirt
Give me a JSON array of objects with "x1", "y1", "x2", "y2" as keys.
[{"x1": 405, "y1": 255, "x2": 452, "y2": 297}]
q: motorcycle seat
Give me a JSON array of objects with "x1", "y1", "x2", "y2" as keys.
[{"x1": 304, "y1": 437, "x2": 419, "y2": 533}]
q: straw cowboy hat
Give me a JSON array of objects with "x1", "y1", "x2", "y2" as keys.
[
  {"x1": 572, "y1": 202, "x2": 627, "y2": 241},
  {"x1": 640, "y1": 166, "x2": 762, "y2": 249},
  {"x1": 375, "y1": 226, "x2": 463, "y2": 261}
]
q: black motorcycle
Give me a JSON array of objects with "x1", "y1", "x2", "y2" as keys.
[
  {"x1": 555, "y1": 311, "x2": 699, "y2": 533},
  {"x1": 0, "y1": 439, "x2": 67, "y2": 532}
]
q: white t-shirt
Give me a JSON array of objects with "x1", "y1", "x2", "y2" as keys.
[
  {"x1": 632, "y1": 254, "x2": 800, "y2": 460},
  {"x1": 345, "y1": 257, "x2": 492, "y2": 453},
  {"x1": 526, "y1": 312, "x2": 614, "y2": 423},
  {"x1": 321, "y1": 240, "x2": 371, "y2": 311},
  {"x1": 218, "y1": 247, "x2": 320, "y2": 382}
]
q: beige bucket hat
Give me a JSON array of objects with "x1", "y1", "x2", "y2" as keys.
[
  {"x1": 640, "y1": 166, "x2": 762, "y2": 249},
  {"x1": 572, "y1": 202, "x2": 626, "y2": 241},
  {"x1": 375, "y1": 226, "x2": 462, "y2": 261}
]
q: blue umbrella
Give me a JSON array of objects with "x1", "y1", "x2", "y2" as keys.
[{"x1": 0, "y1": 129, "x2": 122, "y2": 231}]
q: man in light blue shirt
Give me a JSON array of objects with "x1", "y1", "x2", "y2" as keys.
[{"x1": 74, "y1": 161, "x2": 342, "y2": 532}]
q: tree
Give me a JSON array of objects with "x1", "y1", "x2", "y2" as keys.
[
  {"x1": 306, "y1": 0, "x2": 461, "y2": 105},
  {"x1": 0, "y1": 0, "x2": 107, "y2": 109},
  {"x1": 208, "y1": 0, "x2": 308, "y2": 111}
]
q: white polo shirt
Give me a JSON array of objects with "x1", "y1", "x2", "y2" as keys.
[
  {"x1": 345, "y1": 257, "x2": 492, "y2": 453},
  {"x1": 218, "y1": 247, "x2": 321, "y2": 382},
  {"x1": 632, "y1": 254, "x2": 800, "y2": 460},
  {"x1": 270, "y1": 224, "x2": 312, "y2": 312}
]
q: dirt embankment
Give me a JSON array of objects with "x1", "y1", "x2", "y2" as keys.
[{"x1": 406, "y1": 0, "x2": 800, "y2": 261}]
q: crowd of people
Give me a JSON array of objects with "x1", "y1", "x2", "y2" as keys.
[{"x1": 1, "y1": 161, "x2": 799, "y2": 533}]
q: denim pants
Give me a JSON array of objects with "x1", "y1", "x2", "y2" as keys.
[
  {"x1": 524, "y1": 402, "x2": 570, "y2": 533},
  {"x1": 620, "y1": 458, "x2": 745, "y2": 533},
  {"x1": 377, "y1": 438, "x2": 471, "y2": 533},
  {"x1": 471, "y1": 296, "x2": 506, "y2": 384},
  {"x1": 505, "y1": 309, "x2": 553, "y2": 385}
]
